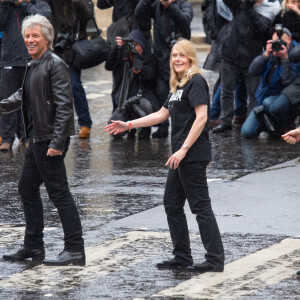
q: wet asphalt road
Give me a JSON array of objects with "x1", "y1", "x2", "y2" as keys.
[{"x1": 0, "y1": 53, "x2": 300, "y2": 299}]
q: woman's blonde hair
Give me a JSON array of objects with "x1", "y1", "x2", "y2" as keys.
[
  {"x1": 281, "y1": 0, "x2": 288, "y2": 14},
  {"x1": 169, "y1": 38, "x2": 201, "y2": 93}
]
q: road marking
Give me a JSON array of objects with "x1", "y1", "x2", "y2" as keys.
[
  {"x1": 0, "y1": 227, "x2": 57, "y2": 248},
  {"x1": 86, "y1": 93, "x2": 105, "y2": 99},
  {"x1": 85, "y1": 80, "x2": 112, "y2": 85},
  {"x1": 0, "y1": 231, "x2": 170, "y2": 292},
  {"x1": 153, "y1": 238, "x2": 300, "y2": 299}
]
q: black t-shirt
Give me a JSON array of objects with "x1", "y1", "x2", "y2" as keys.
[{"x1": 163, "y1": 73, "x2": 211, "y2": 162}]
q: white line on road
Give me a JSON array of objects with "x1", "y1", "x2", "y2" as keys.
[
  {"x1": 153, "y1": 238, "x2": 300, "y2": 299},
  {"x1": 0, "y1": 231, "x2": 170, "y2": 292},
  {"x1": 0, "y1": 227, "x2": 57, "y2": 248}
]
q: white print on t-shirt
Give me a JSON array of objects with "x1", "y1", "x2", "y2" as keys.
[{"x1": 169, "y1": 90, "x2": 183, "y2": 102}]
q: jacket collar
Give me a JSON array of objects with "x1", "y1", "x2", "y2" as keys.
[{"x1": 30, "y1": 50, "x2": 52, "y2": 65}]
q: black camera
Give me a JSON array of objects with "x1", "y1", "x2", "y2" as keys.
[
  {"x1": 54, "y1": 32, "x2": 75, "y2": 53},
  {"x1": 271, "y1": 24, "x2": 287, "y2": 52},
  {"x1": 244, "y1": 0, "x2": 256, "y2": 5},
  {"x1": 166, "y1": 32, "x2": 180, "y2": 50},
  {"x1": 121, "y1": 37, "x2": 135, "y2": 56}
]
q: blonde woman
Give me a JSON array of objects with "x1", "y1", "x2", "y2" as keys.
[
  {"x1": 274, "y1": 0, "x2": 300, "y2": 42},
  {"x1": 105, "y1": 39, "x2": 224, "y2": 273}
]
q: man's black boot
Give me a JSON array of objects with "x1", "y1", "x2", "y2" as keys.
[
  {"x1": 3, "y1": 246, "x2": 45, "y2": 262},
  {"x1": 187, "y1": 260, "x2": 224, "y2": 273},
  {"x1": 212, "y1": 123, "x2": 232, "y2": 133},
  {"x1": 43, "y1": 250, "x2": 86, "y2": 266}
]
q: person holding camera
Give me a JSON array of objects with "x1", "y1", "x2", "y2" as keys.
[
  {"x1": 274, "y1": 0, "x2": 300, "y2": 42},
  {"x1": 105, "y1": 39, "x2": 224, "y2": 273},
  {"x1": 44, "y1": 0, "x2": 94, "y2": 139},
  {"x1": 241, "y1": 26, "x2": 300, "y2": 138},
  {"x1": 0, "y1": 0, "x2": 51, "y2": 151},
  {"x1": 135, "y1": 0, "x2": 193, "y2": 139},
  {"x1": 1, "y1": 14, "x2": 85, "y2": 266},
  {"x1": 212, "y1": 0, "x2": 281, "y2": 133},
  {"x1": 105, "y1": 29, "x2": 160, "y2": 139}
]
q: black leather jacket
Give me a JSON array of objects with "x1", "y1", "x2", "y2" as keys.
[{"x1": 0, "y1": 51, "x2": 75, "y2": 151}]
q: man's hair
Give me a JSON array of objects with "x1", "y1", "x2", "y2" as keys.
[
  {"x1": 169, "y1": 38, "x2": 201, "y2": 93},
  {"x1": 22, "y1": 14, "x2": 54, "y2": 51}
]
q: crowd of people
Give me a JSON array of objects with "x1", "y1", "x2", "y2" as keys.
[
  {"x1": 205, "y1": 0, "x2": 300, "y2": 140},
  {"x1": 0, "y1": 0, "x2": 299, "y2": 276}
]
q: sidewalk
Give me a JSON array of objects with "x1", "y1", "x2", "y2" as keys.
[{"x1": 106, "y1": 158, "x2": 300, "y2": 237}]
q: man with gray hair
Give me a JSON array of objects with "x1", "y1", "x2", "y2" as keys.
[
  {"x1": 0, "y1": 0, "x2": 51, "y2": 151},
  {"x1": 0, "y1": 14, "x2": 85, "y2": 266}
]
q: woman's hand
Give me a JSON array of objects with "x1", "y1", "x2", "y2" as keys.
[
  {"x1": 105, "y1": 120, "x2": 129, "y2": 135},
  {"x1": 165, "y1": 147, "x2": 188, "y2": 170},
  {"x1": 282, "y1": 127, "x2": 300, "y2": 144},
  {"x1": 287, "y1": 4, "x2": 300, "y2": 15}
]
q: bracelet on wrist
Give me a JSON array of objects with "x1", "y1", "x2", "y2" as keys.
[
  {"x1": 127, "y1": 121, "x2": 132, "y2": 132},
  {"x1": 182, "y1": 144, "x2": 190, "y2": 150}
]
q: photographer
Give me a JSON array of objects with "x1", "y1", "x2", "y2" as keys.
[
  {"x1": 135, "y1": 0, "x2": 193, "y2": 138},
  {"x1": 45, "y1": 0, "x2": 94, "y2": 139},
  {"x1": 105, "y1": 29, "x2": 159, "y2": 139},
  {"x1": 212, "y1": 0, "x2": 281, "y2": 133},
  {"x1": 0, "y1": 0, "x2": 51, "y2": 151},
  {"x1": 241, "y1": 26, "x2": 300, "y2": 139}
]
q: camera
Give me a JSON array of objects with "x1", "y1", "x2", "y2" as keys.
[
  {"x1": 244, "y1": 0, "x2": 256, "y2": 5},
  {"x1": 54, "y1": 32, "x2": 75, "y2": 53},
  {"x1": 121, "y1": 37, "x2": 135, "y2": 56},
  {"x1": 166, "y1": 32, "x2": 180, "y2": 50},
  {"x1": 271, "y1": 24, "x2": 287, "y2": 52}
]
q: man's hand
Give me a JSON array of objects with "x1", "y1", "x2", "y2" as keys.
[
  {"x1": 160, "y1": 0, "x2": 175, "y2": 9},
  {"x1": 264, "y1": 40, "x2": 273, "y2": 58},
  {"x1": 47, "y1": 148, "x2": 63, "y2": 156},
  {"x1": 115, "y1": 36, "x2": 124, "y2": 47},
  {"x1": 273, "y1": 44, "x2": 289, "y2": 59}
]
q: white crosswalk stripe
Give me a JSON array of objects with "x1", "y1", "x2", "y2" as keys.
[
  {"x1": 0, "y1": 227, "x2": 56, "y2": 248},
  {"x1": 1, "y1": 228, "x2": 299, "y2": 298},
  {"x1": 152, "y1": 238, "x2": 300, "y2": 299},
  {"x1": 0, "y1": 231, "x2": 170, "y2": 292}
]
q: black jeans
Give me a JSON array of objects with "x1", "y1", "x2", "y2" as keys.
[
  {"x1": 163, "y1": 161, "x2": 224, "y2": 268},
  {"x1": 18, "y1": 138, "x2": 84, "y2": 252},
  {"x1": 0, "y1": 67, "x2": 25, "y2": 144},
  {"x1": 221, "y1": 59, "x2": 260, "y2": 126}
]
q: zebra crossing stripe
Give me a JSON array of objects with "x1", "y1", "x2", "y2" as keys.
[
  {"x1": 0, "y1": 231, "x2": 169, "y2": 292},
  {"x1": 0, "y1": 227, "x2": 56, "y2": 248},
  {"x1": 153, "y1": 238, "x2": 300, "y2": 299}
]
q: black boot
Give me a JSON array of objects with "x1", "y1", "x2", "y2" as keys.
[
  {"x1": 156, "y1": 258, "x2": 191, "y2": 269},
  {"x1": 3, "y1": 246, "x2": 45, "y2": 262},
  {"x1": 212, "y1": 123, "x2": 232, "y2": 133},
  {"x1": 187, "y1": 260, "x2": 224, "y2": 273},
  {"x1": 152, "y1": 126, "x2": 168, "y2": 139},
  {"x1": 43, "y1": 250, "x2": 86, "y2": 266}
]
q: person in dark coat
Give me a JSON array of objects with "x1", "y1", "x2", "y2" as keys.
[
  {"x1": 212, "y1": 0, "x2": 280, "y2": 133},
  {"x1": 1, "y1": 14, "x2": 85, "y2": 266},
  {"x1": 43, "y1": 0, "x2": 94, "y2": 139},
  {"x1": 274, "y1": 0, "x2": 300, "y2": 43},
  {"x1": 0, "y1": 0, "x2": 51, "y2": 151},
  {"x1": 105, "y1": 29, "x2": 159, "y2": 139},
  {"x1": 135, "y1": 0, "x2": 193, "y2": 138},
  {"x1": 241, "y1": 27, "x2": 300, "y2": 138}
]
